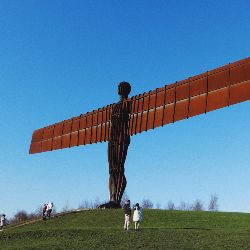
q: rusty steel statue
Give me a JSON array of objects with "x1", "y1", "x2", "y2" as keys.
[
  {"x1": 103, "y1": 82, "x2": 131, "y2": 208},
  {"x1": 29, "y1": 57, "x2": 250, "y2": 208}
]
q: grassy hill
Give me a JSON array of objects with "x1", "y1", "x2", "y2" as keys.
[{"x1": 1, "y1": 209, "x2": 250, "y2": 249}]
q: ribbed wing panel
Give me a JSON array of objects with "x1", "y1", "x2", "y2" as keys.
[
  {"x1": 129, "y1": 57, "x2": 250, "y2": 135},
  {"x1": 29, "y1": 105, "x2": 113, "y2": 154}
]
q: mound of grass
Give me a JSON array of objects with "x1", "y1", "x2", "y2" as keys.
[{"x1": 1, "y1": 209, "x2": 250, "y2": 249}]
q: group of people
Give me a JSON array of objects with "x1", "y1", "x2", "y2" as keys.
[
  {"x1": 42, "y1": 202, "x2": 54, "y2": 220},
  {"x1": 123, "y1": 200, "x2": 142, "y2": 230},
  {"x1": 2, "y1": 200, "x2": 140, "y2": 232},
  {"x1": 0, "y1": 202, "x2": 54, "y2": 231}
]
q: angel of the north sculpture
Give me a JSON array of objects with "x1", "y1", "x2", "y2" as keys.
[{"x1": 30, "y1": 57, "x2": 250, "y2": 208}]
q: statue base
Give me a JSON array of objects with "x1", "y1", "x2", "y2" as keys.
[{"x1": 98, "y1": 201, "x2": 121, "y2": 209}]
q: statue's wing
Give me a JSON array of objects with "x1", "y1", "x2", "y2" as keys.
[
  {"x1": 129, "y1": 57, "x2": 250, "y2": 136},
  {"x1": 29, "y1": 104, "x2": 114, "y2": 154}
]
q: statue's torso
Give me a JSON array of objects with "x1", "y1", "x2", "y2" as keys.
[{"x1": 109, "y1": 100, "x2": 131, "y2": 145}]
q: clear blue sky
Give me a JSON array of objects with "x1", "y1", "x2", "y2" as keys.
[{"x1": 1, "y1": 0, "x2": 249, "y2": 217}]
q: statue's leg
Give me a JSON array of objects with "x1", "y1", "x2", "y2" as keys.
[
  {"x1": 114, "y1": 143, "x2": 129, "y2": 204},
  {"x1": 116, "y1": 173, "x2": 126, "y2": 204},
  {"x1": 108, "y1": 142, "x2": 119, "y2": 205},
  {"x1": 109, "y1": 174, "x2": 116, "y2": 202},
  {"x1": 106, "y1": 140, "x2": 129, "y2": 207}
]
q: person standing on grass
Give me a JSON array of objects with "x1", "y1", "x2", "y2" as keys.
[
  {"x1": 0, "y1": 214, "x2": 6, "y2": 231},
  {"x1": 42, "y1": 204, "x2": 47, "y2": 220},
  {"x1": 123, "y1": 200, "x2": 131, "y2": 230},
  {"x1": 133, "y1": 203, "x2": 142, "y2": 230},
  {"x1": 46, "y1": 202, "x2": 53, "y2": 218}
]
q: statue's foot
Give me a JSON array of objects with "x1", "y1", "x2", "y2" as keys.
[{"x1": 98, "y1": 201, "x2": 121, "y2": 209}]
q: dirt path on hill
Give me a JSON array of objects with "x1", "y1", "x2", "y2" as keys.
[{"x1": 5, "y1": 209, "x2": 88, "y2": 230}]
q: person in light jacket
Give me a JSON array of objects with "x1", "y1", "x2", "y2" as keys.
[
  {"x1": 0, "y1": 214, "x2": 6, "y2": 231},
  {"x1": 133, "y1": 203, "x2": 142, "y2": 230},
  {"x1": 46, "y1": 202, "x2": 53, "y2": 218}
]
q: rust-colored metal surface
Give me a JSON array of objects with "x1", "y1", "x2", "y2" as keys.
[
  {"x1": 102, "y1": 82, "x2": 132, "y2": 208},
  {"x1": 29, "y1": 57, "x2": 250, "y2": 155},
  {"x1": 129, "y1": 57, "x2": 250, "y2": 135},
  {"x1": 29, "y1": 105, "x2": 113, "y2": 154}
]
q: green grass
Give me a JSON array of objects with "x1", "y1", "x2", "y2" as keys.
[{"x1": 1, "y1": 209, "x2": 250, "y2": 249}]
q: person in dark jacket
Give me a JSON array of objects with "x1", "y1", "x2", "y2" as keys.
[
  {"x1": 123, "y1": 200, "x2": 131, "y2": 230},
  {"x1": 42, "y1": 204, "x2": 47, "y2": 220}
]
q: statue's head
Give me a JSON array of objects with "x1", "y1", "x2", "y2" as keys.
[{"x1": 118, "y1": 81, "x2": 131, "y2": 99}]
